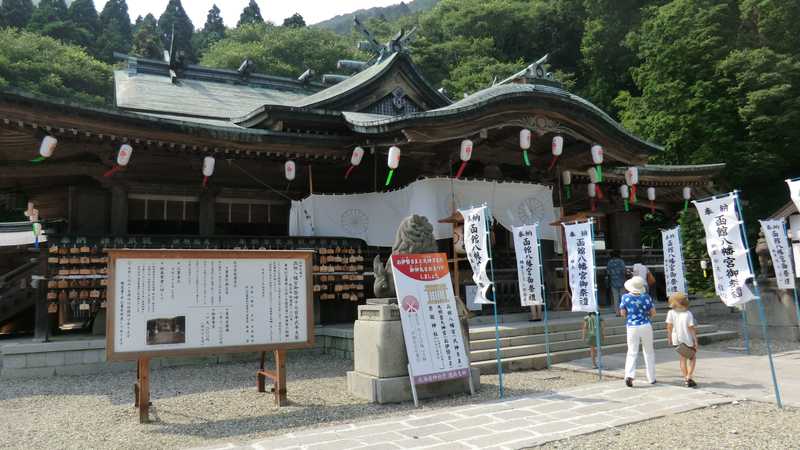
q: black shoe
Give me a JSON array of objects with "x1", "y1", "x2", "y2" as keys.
[
  {"x1": 687, "y1": 379, "x2": 697, "y2": 388},
  {"x1": 625, "y1": 378, "x2": 633, "y2": 387},
  {"x1": 650, "y1": 380, "x2": 657, "y2": 385}
]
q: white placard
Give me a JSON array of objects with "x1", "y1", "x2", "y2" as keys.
[
  {"x1": 760, "y1": 219, "x2": 796, "y2": 289},
  {"x1": 563, "y1": 221, "x2": 597, "y2": 312},
  {"x1": 391, "y1": 253, "x2": 471, "y2": 385},
  {"x1": 459, "y1": 205, "x2": 493, "y2": 304},
  {"x1": 512, "y1": 223, "x2": 544, "y2": 306},
  {"x1": 693, "y1": 193, "x2": 756, "y2": 306},
  {"x1": 661, "y1": 226, "x2": 687, "y2": 296},
  {"x1": 110, "y1": 252, "x2": 310, "y2": 356},
  {"x1": 786, "y1": 179, "x2": 800, "y2": 215}
]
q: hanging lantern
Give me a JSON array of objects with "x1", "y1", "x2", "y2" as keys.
[
  {"x1": 588, "y1": 182, "x2": 597, "y2": 212},
  {"x1": 284, "y1": 160, "x2": 296, "y2": 181},
  {"x1": 590, "y1": 144, "x2": 604, "y2": 182},
  {"x1": 24, "y1": 202, "x2": 41, "y2": 248},
  {"x1": 32, "y1": 135, "x2": 57, "y2": 163},
  {"x1": 647, "y1": 187, "x2": 656, "y2": 214},
  {"x1": 562, "y1": 170, "x2": 572, "y2": 200},
  {"x1": 202, "y1": 156, "x2": 215, "y2": 187},
  {"x1": 548, "y1": 135, "x2": 564, "y2": 170},
  {"x1": 386, "y1": 146, "x2": 401, "y2": 186},
  {"x1": 344, "y1": 146, "x2": 364, "y2": 179},
  {"x1": 455, "y1": 139, "x2": 473, "y2": 178},
  {"x1": 700, "y1": 260, "x2": 708, "y2": 278},
  {"x1": 519, "y1": 129, "x2": 532, "y2": 167},
  {"x1": 103, "y1": 144, "x2": 133, "y2": 177},
  {"x1": 682, "y1": 186, "x2": 692, "y2": 212},
  {"x1": 586, "y1": 167, "x2": 603, "y2": 199},
  {"x1": 620, "y1": 185, "x2": 630, "y2": 212},
  {"x1": 625, "y1": 167, "x2": 639, "y2": 203}
]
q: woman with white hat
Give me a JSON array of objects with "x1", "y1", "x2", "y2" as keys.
[{"x1": 619, "y1": 275, "x2": 657, "y2": 387}]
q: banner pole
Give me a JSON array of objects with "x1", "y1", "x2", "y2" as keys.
[
  {"x1": 741, "y1": 309, "x2": 751, "y2": 354},
  {"x1": 536, "y1": 224, "x2": 551, "y2": 368},
  {"x1": 485, "y1": 206, "x2": 504, "y2": 398},
  {"x1": 734, "y1": 192, "x2": 782, "y2": 408},
  {"x1": 590, "y1": 219, "x2": 603, "y2": 379}
]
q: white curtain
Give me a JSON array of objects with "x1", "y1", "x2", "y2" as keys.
[{"x1": 289, "y1": 178, "x2": 557, "y2": 247}]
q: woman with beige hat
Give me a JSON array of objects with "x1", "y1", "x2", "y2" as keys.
[
  {"x1": 666, "y1": 292, "x2": 699, "y2": 387},
  {"x1": 619, "y1": 275, "x2": 657, "y2": 387}
]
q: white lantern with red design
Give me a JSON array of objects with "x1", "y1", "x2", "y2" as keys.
[
  {"x1": 202, "y1": 156, "x2": 215, "y2": 187},
  {"x1": 455, "y1": 139, "x2": 473, "y2": 178},
  {"x1": 104, "y1": 144, "x2": 134, "y2": 177},
  {"x1": 586, "y1": 167, "x2": 603, "y2": 200},
  {"x1": 620, "y1": 185, "x2": 630, "y2": 212},
  {"x1": 386, "y1": 146, "x2": 401, "y2": 186},
  {"x1": 345, "y1": 146, "x2": 364, "y2": 179},
  {"x1": 625, "y1": 166, "x2": 639, "y2": 203},
  {"x1": 548, "y1": 135, "x2": 564, "y2": 170},
  {"x1": 520, "y1": 129, "x2": 532, "y2": 166},
  {"x1": 285, "y1": 160, "x2": 296, "y2": 181},
  {"x1": 590, "y1": 144, "x2": 604, "y2": 182},
  {"x1": 647, "y1": 187, "x2": 656, "y2": 213}
]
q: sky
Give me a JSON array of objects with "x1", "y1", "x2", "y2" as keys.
[{"x1": 123, "y1": 0, "x2": 402, "y2": 27}]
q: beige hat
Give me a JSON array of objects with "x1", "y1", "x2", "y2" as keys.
[
  {"x1": 668, "y1": 292, "x2": 690, "y2": 311},
  {"x1": 624, "y1": 276, "x2": 646, "y2": 295}
]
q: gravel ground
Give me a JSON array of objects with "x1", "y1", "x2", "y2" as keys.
[
  {"x1": 701, "y1": 313, "x2": 800, "y2": 356},
  {"x1": 537, "y1": 400, "x2": 800, "y2": 450},
  {"x1": 0, "y1": 353, "x2": 597, "y2": 450}
]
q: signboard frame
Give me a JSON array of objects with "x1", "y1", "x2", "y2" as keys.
[{"x1": 106, "y1": 249, "x2": 315, "y2": 361}]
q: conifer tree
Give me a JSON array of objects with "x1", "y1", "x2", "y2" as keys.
[
  {"x1": 0, "y1": 0, "x2": 34, "y2": 29},
  {"x1": 193, "y1": 4, "x2": 225, "y2": 57},
  {"x1": 238, "y1": 0, "x2": 264, "y2": 27},
  {"x1": 28, "y1": 0, "x2": 74, "y2": 43},
  {"x1": 67, "y1": 0, "x2": 99, "y2": 52},
  {"x1": 282, "y1": 13, "x2": 305, "y2": 28},
  {"x1": 158, "y1": 0, "x2": 195, "y2": 62},
  {"x1": 97, "y1": 0, "x2": 133, "y2": 62},
  {"x1": 132, "y1": 13, "x2": 162, "y2": 60}
]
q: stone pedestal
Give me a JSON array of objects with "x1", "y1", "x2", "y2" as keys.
[
  {"x1": 347, "y1": 298, "x2": 479, "y2": 404},
  {"x1": 744, "y1": 279, "x2": 800, "y2": 341}
]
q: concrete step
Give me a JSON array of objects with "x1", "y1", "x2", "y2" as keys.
[
  {"x1": 468, "y1": 314, "x2": 669, "y2": 341},
  {"x1": 469, "y1": 322, "x2": 670, "y2": 351},
  {"x1": 471, "y1": 330, "x2": 739, "y2": 374},
  {"x1": 469, "y1": 325, "x2": 718, "y2": 362}
]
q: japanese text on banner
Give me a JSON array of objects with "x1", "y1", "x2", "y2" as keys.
[
  {"x1": 661, "y1": 226, "x2": 687, "y2": 297},
  {"x1": 563, "y1": 221, "x2": 597, "y2": 312},
  {"x1": 459, "y1": 206, "x2": 493, "y2": 304},
  {"x1": 693, "y1": 193, "x2": 756, "y2": 307},
  {"x1": 512, "y1": 224, "x2": 544, "y2": 306},
  {"x1": 760, "y1": 219, "x2": 796, "y2": 290}
]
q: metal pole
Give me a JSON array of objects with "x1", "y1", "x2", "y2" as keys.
[
  {"x1": 590, "y1": 219, "x2": 603, "y2": 379},
  {"x1": 741, "y1": 308, "x2": 751, "y2": 354},
  {"x1": 734, "y1": 192, "x2": 782, "y2": 408},
  {"x1": 536, "y1": 224, "x2": 551, "y2": 368},
  {"x1": 484, "y1": 206, "x2": 504, "y2": 398}
]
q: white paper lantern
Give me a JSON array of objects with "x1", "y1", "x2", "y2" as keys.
[
  {"x1": 590, "y1": 144, "x2": 604, "y2": 165},
  {"x1": 519, "y1": 129, "x2": 532, "y2": 150},
  {"x1": 39, "y1": 135, "x2": 57, "y2": 158},
  {"x1": 460, "y1": 139, "x2": 473, "y2": 162},
  {"x1": 562, "y1": 170, "x2": 572, "y2": 185},
  {"x1": 682, "y1": 186, "x2": 692, "y2": 200},
  {"x1": 285, "y1": 160, "x2": 296, "y2": 181},
  {"x1": 587, "y1": 167, "x2": 600, "y2": 184},
  {"x1": 625, "y1": 167, "x2": 639, "y2": 186},
  {"x1": 620, "y1": 185, "x2": 629, "y2": 198},
  {"x1": 700, "y1": 260, "x2": 708, "y2": 270},
  {"x1": 388, "y1": 146, "x2": 401, "y2": 169},
  {"x1": 117, "y1": 144, "x2": 133, "y2": 166},
  {"x1": 647, "y1": 187, "x2": 656, "y2": 201},
  {"x1": 350, "y1": 147, "x2": 364, "y2": 166},
  {"x1": 202, "y1": 156, "x2": 215, "y2": 177},
  {"x1": 551, "y1": 135, "x2": 563, "y2": 156},
  {"x1": 588, "y1": 183, "x2": 597, "y2": 198}
]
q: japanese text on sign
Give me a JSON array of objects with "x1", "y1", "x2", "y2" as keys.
[
  {"x1": 512, "y1": 224, "x2": 544, "y2": 306},
  {"x1": 459, "y1": 206, "x2": 492, "y2": 304},
  {"x1": 563, "y1": 221, "x2": 598, "y2": 312},
  {"x1": 760, "y1": 219, "x2": 796, "y2": 290},
  {"x1": 661, "y1": 226, "x2": 687, "y2": 297}
]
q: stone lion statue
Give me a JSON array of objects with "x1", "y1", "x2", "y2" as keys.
[
  {"x1": 756, "y1": 230, "x2": 773, "y2": 279},
  {"x1": 373, "y1": 214, "x2": 438, "y2": 298}
]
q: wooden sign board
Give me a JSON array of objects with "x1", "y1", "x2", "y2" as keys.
[{"x1": 106, "y1": 249, "x2": 314, "y2": 361}]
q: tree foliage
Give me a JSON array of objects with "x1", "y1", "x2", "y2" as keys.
[
  {"x1": 282, "y1": 13, "x2": 306, "y2": 28},
  {"x1": 238, "y1": 0, "x2": 264, "y2": 27},
  {"x1": 0, "y1": 0, "x2": 34, "y2": 29},
  {"x1": 158, "y1": 0, "x2": 195, "y2": 62},
  {"x1": 96, "y1": 0, "x2": 132, "y2": 62},
  {"x1": 67, "y1": 0, "x2": 100, "y2": 53},
  {"x1": 193, "y1": 4, "x2": 225, "y2": 58},
  {"x1": 132, "y1": 13, "x2": 162, "y2": 60}
]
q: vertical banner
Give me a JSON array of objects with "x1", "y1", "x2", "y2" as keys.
[
  {"x1": 512, "y1": 224, "x2": 544, "y2": 306},
  {"x1": 693, "y1": 193, "x2": 756, "y2": 307},
  {"x1": 390, "y1": 253, "x2": 471, "y2": 385},
  {"x1": 760, "y1": 219, "x2": 796, "y2": 290},
  {"x1": 563, "y1": 221, "x2": 597, "y2": 312},
  {"x1": 459, "y1": 205, "x2": 492, "y2": 304},
  {"x1": 661, "y1": 226, "x2": 687, "y2": 297},
  {"x1": 786, "y1": 178, "x2": 800, "y2": 214}
]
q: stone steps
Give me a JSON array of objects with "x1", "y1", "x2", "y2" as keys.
[
  {"x1": 469, "y1": 322, "x2": 670, "y2": 351},
  {"x1": 468, "y1": 313, "x2": 669, "y2": 341}
]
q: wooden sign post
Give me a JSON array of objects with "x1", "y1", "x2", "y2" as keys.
[{"x1": 106, "y1": 249, "x2": 314, "y2": 423}]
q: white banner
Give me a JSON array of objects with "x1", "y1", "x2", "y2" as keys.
[
  {"x1": 563, "y1": 221, "x2": 597, "y2": 312},
  {"x1": 693, "y1": 193, "x2": 756, "y2": 306},
  {"x1": 786, "y1": 179, "x2": 800, "y2": 215},
  {"x1": 459, "y1": 205, "x2": 492, "y2": 304},
  {"x1": 390, "y1": 253, "x2": 471, "y2": 385},
  {"x1": 661, "y1": 226, "x2": 687, "y2": 297},
  {"x1": 512, "y1": 224, "x2": 544, "y2": 306},
  {"x1": 760, "y1": 219, "x2": 796, "y2": 289},
  {"x1": 289, "y1": 177, "x2": 557, "y2": 246}
]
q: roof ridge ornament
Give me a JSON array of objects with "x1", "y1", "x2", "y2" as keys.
[
  {"x1": 353, "y1": 17, "x2": 417, "y2": 67},
  {"x1": 496, "y1": 54, "x2": 559, "y2": 87}
]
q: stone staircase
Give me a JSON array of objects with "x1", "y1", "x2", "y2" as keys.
[{"x1": 468, "y1": 311, "x2": 738, "y2": 374}]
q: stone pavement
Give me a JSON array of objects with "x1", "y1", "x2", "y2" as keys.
[
  {"x1": 199, "y1": 381, "x2": 727, "y2": 450},
  {"x1": 557, "y1": 347, "x2": 800, "y2": 407}
]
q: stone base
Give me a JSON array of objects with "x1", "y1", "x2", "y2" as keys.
[
  {"x1": 346, "y1": 367, "x2": 480, "y2": 404},
  {"x1": 744, "y1": 279, "x2": 800, "y2": 341}
]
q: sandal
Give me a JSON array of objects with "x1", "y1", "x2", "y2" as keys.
[{"x1": 687, "y1": 379, "x2": 697, "y2": 388}]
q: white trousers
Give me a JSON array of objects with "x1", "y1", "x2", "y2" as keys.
[{"x1": 624, "y1": 324, "x2": 656, "y2": 383}]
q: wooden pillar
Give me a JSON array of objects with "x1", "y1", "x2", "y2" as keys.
[
  {"x1": 135, "y1": 357, "x2": 151, "y2": 423},
  {"x1": 109, "y1": 183, "x2": 128, "y2": 236},
  {"x1": 198, "y1": 189, "x2": 217, "y2": 236},
  {"x1": 608, "y1": 211, "x2": 641, "y2": 251}
]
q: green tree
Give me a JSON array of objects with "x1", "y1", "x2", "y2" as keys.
[
  {"x1": 67, "y1": 0, "x2": 99, "y2": 53},
  {"x1": 441, "y1": 56, "x2": 523, "y2": 98},
  {"x1": 238, "y1": 0, "x2": 264, "y2": 27},
  {"x1": 0, "y1": 0, "x2": 34, "y2": 29},
  {"x1": 193, "y1": 4, "x2": 226, "y2": 58},
  {"x1": 282, "y1": 13, "x2": 306, "y2": 28},
  {"x1": 131, "y1": 13, "x2": 162, "y2": 60},
  {"x1": 97, "y1": 0, "x2": 132, "y2": 62},
  {"x1": 158, "y1": 0, "x2": 195, "y2": 62},
  {"x1": 0, "y1": 28, "x2": 112, "y2": 105},
  {"x1": 678, "y1": 210, "x2": 713, "y2": 295},
  {"x1": 27, "y1": 0, "x2": 78, "y2": 44},
  {"x1": 740, "y1": 0, "x2": 800, "y2": 56}
]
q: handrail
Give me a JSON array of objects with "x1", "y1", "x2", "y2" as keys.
[{"x1": 0, "y1": 258, "x2": 39, "y2": 287}]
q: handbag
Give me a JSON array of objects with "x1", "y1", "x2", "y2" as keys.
[{"x1": 675, "y1": 343, "x2": 696, "y2": 359}]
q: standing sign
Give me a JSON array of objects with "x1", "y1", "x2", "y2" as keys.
[
  {"x1": 661, "y1": 226, "x2": 688, "y2": 296},
  {"x1": 512, "y1": 224, "x2": 544, "y2": 306},
  {"x1": 390, "y1": 253, "x2": 472, "y2": 405},
  {"x1": 760, "y1": 219, "x2": 796, "y2": 290},
  {"x1": 786, "y1": 178, "x2": 800, "y2": 214},
  {"x1": 563, "y1": 221, "x2": 597, "y2": 312},
  {"x1": 459, "y1": 205, "x2": 492, "y2": 304},
  {"x1": 693, "y1": 193, "x2": 756, "y2": 307}
]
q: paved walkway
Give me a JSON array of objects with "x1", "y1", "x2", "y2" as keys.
[
  {"x1": 200, "y1": 381, "x2": 726, "y2": 450},
  {"x1": 557, "y1": 347, "x2": 800, "y2": 407}
]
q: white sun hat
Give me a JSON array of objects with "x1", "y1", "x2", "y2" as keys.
[{"x1": 624, "y1": 276, "x2": 646, "y2": 295}]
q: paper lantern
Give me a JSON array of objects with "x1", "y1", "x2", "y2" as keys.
[
  {"x1": 103, "y1": 144, "x2": 134, "y2": 178},
  {"x1": 562, "y1": 170, "x2": 572, "y2": 200},
  {"x1": 548, "y1": 135, "x2": 564, "y2": 170},
  {"x1": 386, "y1": 146, "x2": 401, "y2": 186},
  {"x1": 520, "y1": 129, "x2": 532, "y2": 167},
  {"x1": 700, "y1": 260, "x2": 708, "y2": 278},
  {"x1": 285, "y1": 160, "x2": 296, "y2": 181},
  {"x1": 588, "y1": 183, "x2": 597, "y2": 211},
  {"x1": 345, "y1": 146, "x2": 364, "y2": 179},
  {"x1": 202, "y1": 156, "x2": 215, "y2": 187},
  {"x1": 590, "y1": 144, "x2": 604, "y2": 182},
  {"x1": 32, "y1": 136, "x2": 57, "y2": 163},
  {"x1": 620, "y1": 185, "x2": 630, "y2": 212},
  {"x1": 625, "y1": 167, "x2": 639, "y2": 203},
  {"x1": 682, "y1": 186, "x2": 692, "y2": 212},
  {"x1": 647, "y1": 187, "x2": 656, "y2": 213},
  {"x1": 455, "y1": 139, "x2": 473, "y2": 178}
]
